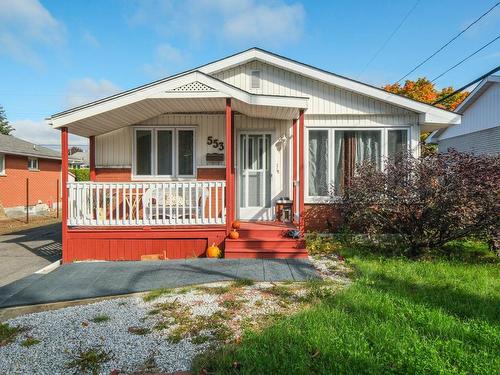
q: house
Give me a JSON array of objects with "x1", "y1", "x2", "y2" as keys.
[
  {"x1": 0, "y1": 133, "x2": 61, "y2": 217},
  {"x1": 47, "y1": 48, "x2": 460, "y2": 262},
  {"x1": 69, "y1": 151, "x2": 90, "y2": 169},
  {"x1": 428, "y1": 74, "x2": 499, "y2": 154}
]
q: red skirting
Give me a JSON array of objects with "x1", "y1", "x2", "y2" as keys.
[{"x1": 64, "y1": 226, "x2": 226, "y2": 263}]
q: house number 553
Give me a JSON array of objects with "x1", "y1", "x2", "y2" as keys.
[{"x1": 207, "y1": 136, "x2": 224, "y2": 150}]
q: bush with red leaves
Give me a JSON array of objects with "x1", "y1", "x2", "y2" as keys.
[{"x1": 340, "y1": 150, "x2": 500, "y2": 256}]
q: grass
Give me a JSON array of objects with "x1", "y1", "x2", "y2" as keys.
[
  {"x1": 90, "y1": 315, "x2": 110, "y2": 323},
  {"x1": 0, "y1": 323, "x2": 27, "y2": 347},
  {"x1": 66, "y1": 346, "x2": 113, "y2": 375},
  {"x1": 20, "y1": 337, "x2": 40, "y2": 347},
  {"x1": 231, "y1": 279, "x2": 255, "y2": 288},
  {"x1": 193, "y1": 247, "x2": 500, "y2": 374}
]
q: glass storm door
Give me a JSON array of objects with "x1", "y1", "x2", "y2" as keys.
[{"x1": 238, "y1": 133, "x2": 272, "y2": 220}]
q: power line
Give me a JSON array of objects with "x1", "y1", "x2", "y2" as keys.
[
  {"x1": 396, "y1": 1, "x2": 500, "y2": 83},
  {"x1": 359, "y1": 0, "x2": 421, "y2": 75},
  {"x1": 431, "y1": 35, "x2": 500, "y2": 82},
  {"x1": 433, "y1": 65, "x2": 500, "y2": 105}
]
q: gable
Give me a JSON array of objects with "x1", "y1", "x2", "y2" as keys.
[
  {"x1": 440, "y1": 82, "x2": 500, "y2": 140},
  {"x1": 212, "y1": 60, "x2": 415, "y2": 116}
]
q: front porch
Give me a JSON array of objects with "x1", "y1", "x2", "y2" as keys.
[{"x1": 53, "y1": 73, "x2": 308, "y2": 262}]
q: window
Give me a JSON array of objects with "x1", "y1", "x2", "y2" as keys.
[
  {"x1": 250, "y1": 70, "x2": 261, "y2": 89},
  {"x1": 134, "y1": 127, "x2": 195, "y2": 178},
  {"x1": 307, "y1": 128, "x2": 410, "y2": 198},
  {"x1": 28, "y1": 157, "x2": 39, "y2": 171},
  {"x1": 0, "y1": 154, "x2": 4, "y2": 175}
]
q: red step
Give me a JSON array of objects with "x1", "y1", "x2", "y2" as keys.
[
  {"x1": 224, "y1": 248, "x2": 308, "y2": 259},
  {"x1": 225, "y1": 238, "x2": 305, "y2": 249}
]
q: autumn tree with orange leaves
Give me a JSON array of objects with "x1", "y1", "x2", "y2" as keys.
[
  {"x1": 383, "y1": 78, "x2": 468, "y2": 111},
  {"x1": 383, "y1": 78, "x2": 468, "y2": 155}
]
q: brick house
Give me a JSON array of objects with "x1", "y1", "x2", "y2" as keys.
[{"x1": 0, "y1": 134, "x2": 61, "y2": 217}]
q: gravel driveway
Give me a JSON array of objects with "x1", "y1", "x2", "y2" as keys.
[{"x1": 0, "y1": 223, "x2": 61, "y2": 287}]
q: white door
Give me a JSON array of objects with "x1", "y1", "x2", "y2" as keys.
[{"x1": 237, "y1": 132, "x2": 273, "y2": 220}]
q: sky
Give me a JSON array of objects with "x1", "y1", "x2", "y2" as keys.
[{"x1": 0, "y1": 0, "x2": 499, "y2": 149}]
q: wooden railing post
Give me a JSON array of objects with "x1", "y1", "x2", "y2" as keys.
[{"x1": 225, "y1": 98, "x2": 233, "y2": 234}]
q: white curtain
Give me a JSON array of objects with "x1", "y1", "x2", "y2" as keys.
[
  {"x1": 356, "y1": 131, "x2": 381, "y2": 168},
  {"x1": 308, "y1": 130, "x2": 328, "y2": 196},
  {"x1": 334, "y1": 132, "x2": 344, "y2": 194}
]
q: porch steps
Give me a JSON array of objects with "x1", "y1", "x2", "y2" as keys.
[{"x1": 224, "y1": 222, "x2": 308, "y2": 259}]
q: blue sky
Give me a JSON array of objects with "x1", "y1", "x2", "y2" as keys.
[{"x1": 0, "y1": 0, "x2": 499, "y2": 148}]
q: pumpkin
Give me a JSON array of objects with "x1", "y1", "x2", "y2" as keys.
[
  {"x1": 229, "y1": 229, "x2": 240, "y2": 240},
  {"x1": 232, "y1": 220, "x2": 241, "y2": 229},
  {"x1": 206, "y1": 243, "x2": 221, "y2": 258}
]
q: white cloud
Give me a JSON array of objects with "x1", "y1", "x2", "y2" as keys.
[
  {"x1": 82, "y1": 30, "x2": 100, "y2": 48},
  {"x1": 11, "y1": 119, "x2": 87, "y2": 148},
  {"x1": 64, "y1": 78, "x2": 121, "y2": 109},
  {"x1": 0, "y1": 0, "x2": 65, "y2": 67},
  {"x1": 142, "y1": 43, "x2": 187, "y2": 78},
  {"x1": 128, "y1": 0, "x2": 305, "y2": 46},
  {"x1": 224, "y1": 2, "x2": 304, "y2": 44}
]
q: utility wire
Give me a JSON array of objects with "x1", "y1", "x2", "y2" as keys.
[
  {"x1": 359, "y1": 0, "x2": 421, "y2": 75},
  {"x1": 396, "y1": 1, "x2": 500, "y2": 83},
  {"x1": 433, "y1": 65, "x2": 500, "y2": 105},
  {"x1": 431, "y1": 35, "x2": 500, "y2": 82}
]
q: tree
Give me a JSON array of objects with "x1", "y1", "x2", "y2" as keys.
[
  {"x1": 69, "y1": 146, "x2": 83, "y2": 155},
  {"x1": 383, "y1": 78, "x2": 469, "y2": 155},
  {"x1": 340, "y1": 150, "x2": 500, "y2": 257},
  {"x1": 0, "y1": 106, "x2": 14, "y2": 135},
  {"x1": 383, "y1": 78, "x2": 468, "y2": 111}
]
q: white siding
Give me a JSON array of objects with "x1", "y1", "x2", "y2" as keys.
[
  {"x1": 95, "y1": 114, "x2": 292, "y2": 197},
  {"x1": 441, "y1": 83, "x2": 500, "y2": 139},
  {"x1": 213, "y1": 60, "x2": 415, "y2": 116}
]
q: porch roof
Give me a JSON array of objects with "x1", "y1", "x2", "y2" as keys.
[{"x1": 47, "y1": 71, "x2": 308, "y2": 137}]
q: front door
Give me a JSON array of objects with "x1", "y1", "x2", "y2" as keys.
[{"x1": 237, "y1": 132, "x2": 273, "y2": 220}]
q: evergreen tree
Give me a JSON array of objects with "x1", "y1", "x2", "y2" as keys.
[{"x1": 0, "y1": 106, "x2": 14, "y2": 135}]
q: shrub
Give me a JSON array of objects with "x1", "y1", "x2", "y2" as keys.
[
  {"x1": 70, "y1": 168, "x2": 90, "y2": 181},
  {"x1": 340, "y1": 150, "x2": 500, "y2": 256}
]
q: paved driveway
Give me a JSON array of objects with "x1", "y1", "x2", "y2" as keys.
[
  {"x1": 0, "y1": 223, "x2": 61, "y2": 288},
  {"x1": 0, "y1": 258, "x2": 318, "y2": 308}
]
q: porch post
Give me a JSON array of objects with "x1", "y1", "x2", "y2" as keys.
[
  {"x1": 292, "y1": 118, "x2": 297, "y2": 222},
  {"x1": 225, "y1": 98, "x2": 234, "y2": 234},
  {"x1": 61, "y1": 127, "x2": 69, "y2": 262},
  {"x1": 298, "y1": 110, "x2": 305, "y2": 232},
  {"x1": 89, "y1": 135, "x2": 96, "y2": 181}
]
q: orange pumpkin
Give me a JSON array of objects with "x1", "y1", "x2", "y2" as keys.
[
  {"x1": 232, "y1": 220, "x2": 241, "y2": 229},
  {"x1": 206, "y1": 243, "x2": 221, "y2": 258},
  {"x1": 229, "y1": 230, "x2": 240, "y2": 240}
]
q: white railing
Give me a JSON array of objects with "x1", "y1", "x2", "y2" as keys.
[{"x1": 67, "y1": 181, "x2": 226, "y2": 226}]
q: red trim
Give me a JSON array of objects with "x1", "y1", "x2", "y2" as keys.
[
  {"x1": 298, "y1": 110, "x2": 305, "y2": 232},
  {"x1": 292, "y1": 118, "x2": 297, "y2": 222},
  {"x1": 61, "y1": 127, "x2": 69, "y2": 262},
  {"x1": 225, "y1": 98, "x2": 234, "y2": 234},
  {"x1": 89, "y1": 135, "x2": 96, "y2": 181}
]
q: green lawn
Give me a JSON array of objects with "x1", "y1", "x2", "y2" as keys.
[{"x1": 194, "y1": 251, "x2": 500, "y2": 374}]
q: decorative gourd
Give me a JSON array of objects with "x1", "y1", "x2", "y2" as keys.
[
  {"x1": 206, "y1": 243, "x2": 221, "y2": 258},
  {"x1": 232, "y1": 220, "x2": 241, "y2": 229},
  {"x1": 229, "y1": 229, "x2": 240, "y2": 240}
]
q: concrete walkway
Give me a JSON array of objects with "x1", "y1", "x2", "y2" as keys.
[{"x1": 0, "y1": 258, "x2": 318, "y2": 308}]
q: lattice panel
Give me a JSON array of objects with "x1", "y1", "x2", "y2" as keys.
[{"x1": 171, "y1": 81, "x2": 216, "y2": 92}]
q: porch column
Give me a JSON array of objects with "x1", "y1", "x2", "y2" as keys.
[
  {"x1": 89, "y1": 135, "x2": 96, "y2": 181},
  {"x1": 225, "y1": 98, "x2": 234, "y2": 233},
  {"x1": 61, "y1": 127, "x2": 69, "y2": 262},
  {"x1": 292, "y1": 118, "x2": 297, "y2": 222},
  {"x1": 298, "y1": 110, "x2": 305, "y2": 232}
]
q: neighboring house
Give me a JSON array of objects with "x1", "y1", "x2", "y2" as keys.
[
  {"x1": 47, "y1": 48, "x2": 460, "y2": 262},
  {"x1": 69, "y1": 151, "x2": 89, "y2": 169},
  {"x1": 428, "y1": 74, "x2": 499, "y2": 154},
  {"x1": 0, "y1": 134, "x2": 61, "y2": 217}
]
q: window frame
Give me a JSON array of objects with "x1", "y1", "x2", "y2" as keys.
[
  {"x1": 28, "y1": 157, "x2": 39, "y2": 171},
  {"x1": 0, "y1": 153, "x2": 5, "y2": 176},
  {"x1": 249, "y1": 70, "x2": 262, "y2": 91},
  {"x1": 132, "y1": 126, "x2": 196, "y2": 180},
  {"x1": 305, "y1": 126, "x2": 411, "y2": 202}
]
